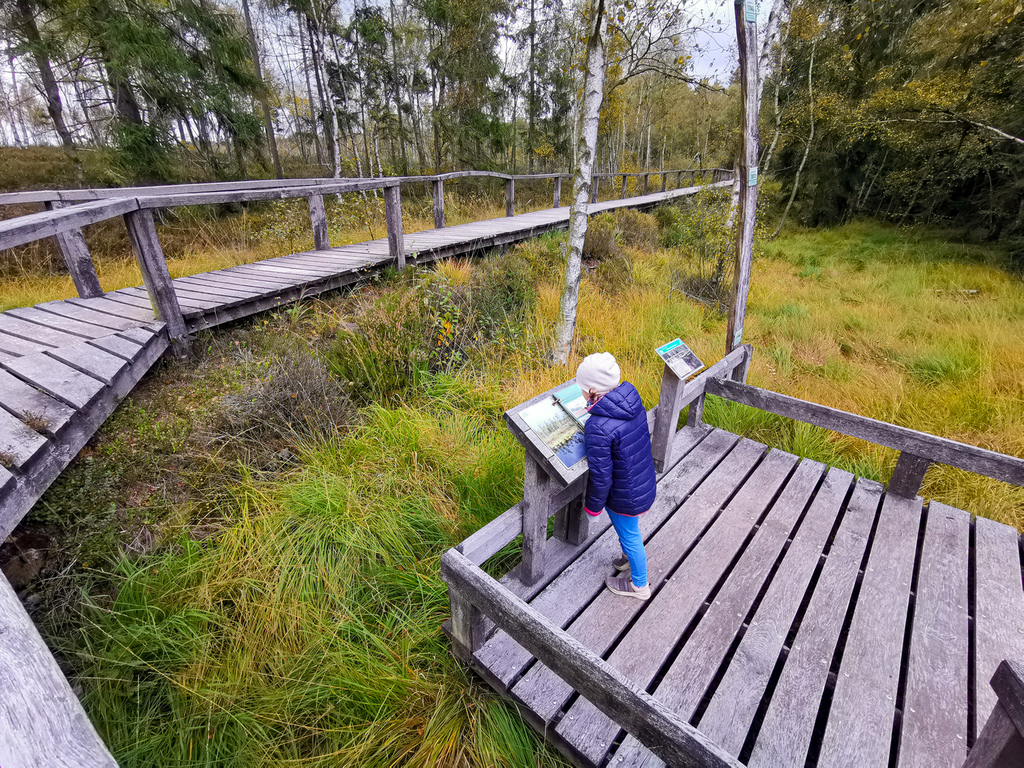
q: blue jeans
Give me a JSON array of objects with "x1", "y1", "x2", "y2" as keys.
[{"x1": 608, "y1": 509, "x2": 648, "y2": 588}]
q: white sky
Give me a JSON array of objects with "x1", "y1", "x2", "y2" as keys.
[{"x1": 685, "y1": 0, "x2": 774, "y2": 84}]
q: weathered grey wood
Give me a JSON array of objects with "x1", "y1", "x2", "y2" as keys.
[
  {"x1": 522, "y1": 455, "x2": 550, "y2": 585},
  {"x1": 749, "y1": 479, "x2": 883, "y2": 767},
  {"x1": 0, "y1": 571, "x2": 119, "y2": 768},
  {"x1": 458, "y1": 503, "x2": 523, "y2": 566},
  {"x1": 477, "y1": 427, "x2": 731, "y2": 687},
  {"x1": 123, "y1": 208, "x2": 189, "y2": 354},
  {"x1": 552, "y1": 495, "x2": 588, "y2": 546},
  {"x1": 661, "y1": 173, "x2": 667, "y2": 192},
  {"x1": 432, "y1": 179, "x2": 445, "y2": 228},
  {"x1": 696, "y1": 466, "x2": 856, "y2": 757},
  {"x1": 35, "y1": 300, "x2": 136, "y2": 331},
  {"x1": 553, "y1": 176, "x2": 562, "y2": 208},
  {"x1": 0, "y1": 313, "x2": 86, "y2": 348},
  {"x1": 987, "y1": 661, "x2": 1024, "y2": 749},
  {"x1": 0, "y1": 197, "x2": 139, "y2": 251},
  {"x1": 87, "y1": 333, "x2": 143, "y2": 362},
  {"x1": 505, "y1": 179, "x2": 515, "y2": 217},
  {"x1": 0, "y1": 405, "x2": 50, "y2": 468},
  {"x1": 383, "y1": 184, "x2": 406, "y2": 270},
  {"x1": 5, "y1": 307, "x2": 111, "y2": 340},
  {"x1": 448, "y1": 584, "x2": 488, "y2": 659},
  {"x1": 173, "y1": 276, "x2": 265, "y2": 301},
  {"x1": 307, "y1": 193, "x2": 329, "y2": 250},
  {"x1": 897, "y1": 501, "x2": 970, "y2": 767},
  {"x1": 512, "y1": 439, "x2": 767, "y2": 723},
  {"x1": 440, "y1": 549, "x2": 745, "y2": 768},
  {"x1": 621, "y1": 175, "x2": 628, "y2": 198},
  {"x1": 45, "y1": 340, "x2": 130, "y2": 386},
  {"x1": 890, "y1": 451, "x2": 931, "y2": 497},
  {"x1": 555, "y1": 448, "x2": 798, "y2": 766},
  {"x1": 0, "y1": 369, "x2": 76, "y2": 437},
  {"x1": 706, "y1": 378, "x2": 1024, "y2": 487},
  {"x1": 0, "y1": 329, "x2": 57, "y2": 357},
  {"x1": 65, "y1": 296, "x2": 154, "y2": 323},
  {"x1": 686, "y1": 393, "x2": 706, "y2": 428},
  {"x1": 642, "y1": 174, "x2": 649, "y2": 195},
  {"x1": 817, "y1": 492, "x2": 923, "y2": 768},
  {"x1": 44, "y1": 201, "x2": 103, "y2": 298},
  {"x1": 974, "y1": 516, "x2": 1024, "y2": 740},
  {"x1": 1, "y1": 353, "x2": 106, "y2": 410},
  {"x1": 964, "y1": 703, "x2": 1024, "y2": 768},
  {"x1": 591, "y1": 175, "x2": 600, "y2": 204}
]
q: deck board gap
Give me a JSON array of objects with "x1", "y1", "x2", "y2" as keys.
[{"x1": 967, "y1": 515, "x2": 977, "y2": 747}]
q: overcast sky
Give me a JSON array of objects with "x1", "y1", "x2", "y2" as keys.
[{"x1": 685, "y1": 0, "x2": 774, "y2": 84}]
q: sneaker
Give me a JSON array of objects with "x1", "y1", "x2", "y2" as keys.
[
  {"x1": 612, "y1": 554, "x2": 630, "y2": 573},
  {"x1": 605, "y1": 575, "x2": 651, "y2": 601}
]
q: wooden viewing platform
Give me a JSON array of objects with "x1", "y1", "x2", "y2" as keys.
[
  {"x1": 0, "y1": 168, "x2": 730, "y2": 766},
  {"x1": 442, "y1": 347, "x2": 1024, "y2": 768}
]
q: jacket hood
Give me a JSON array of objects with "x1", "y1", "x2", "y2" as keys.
[{"x1": 589, "y1": 382, "x2": 645, "y2": 421}]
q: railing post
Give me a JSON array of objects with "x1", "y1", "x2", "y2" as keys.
[
  {"x1": 963, "y1": 661, "x2": 1024, "y2": 767},
  {"x1": 505, "y1": 178, "x2": 515, "y2": 217},
  {"x1": 621, "y1": 174, "x2": 628, "y2": 199},
  {"x1": 690, "y1": 170, "x2": 695, "y2": 186},
  {"x1": 522, "y1": 455, "x2": 550, "y2": 585},
  {"x1": 889, "y1": 452, "x2": 931, "y2": 498},
  {"x1": 651, "y1": 364, "x2": 684, "y2": 473},
  {"x1": 552, "y1": 176, "x2": 562, "y2": 208},
  {"x1": 677, "y1": 170, "x2": 683, "y2": 188},
  {"x1": 643, "y1": 173, "x2": 649, "y2": 195},
  {"x1": 307, "y1": 193, "x2": 329, "y2": 250},
  {"x1": 123, "y1": 208, "x2": 189, "y2": 357},
  {"x1": 553, "y1": 494, "x2": 589, "y2": 546},
  {"x1": 447, "y1": 584, "x2": 488, "y2": 661},
  {"x1": 432, "y1": 179, "x2": 445, "y2": 228},
  {"x1": 661, "y1": 173, "x2": 667, "y2": 192},
  {"x1": 383, "y1": 183, "x2": 405, "y2": 270},
  {"x1": 44, "y1": 201, "x2": 103, "y2": 298},
  {"x1": 591, "y1": 175, "x2": 600, "y2": 204}
]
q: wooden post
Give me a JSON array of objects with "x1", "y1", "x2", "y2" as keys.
[
  {"x1": 889, "y1": 452, "x2": 931, "y2": 498},
  {"x1": 307, "y1": 194, "x2": 329, "y2": 250},
  {"x1": 642, "y1": 173, "x2": 649, "y2": 195},
  {"x1": 44, "y1": 201, "x2": 103, "y2": 298},
  {"x1": 591, "y1": 175, "x2": 600, "y2": 204},
  {"x1": 661, "y1": 173, "x2": 667, "y2": 192},
  {"x1": 963, "y1": 661, "x2": 1024, "y2": 767},
  {"x1": 553, "y1": 494, "x2": 589, "y2": 546},
  {"x1": 651, "y1": 365, "x2": 685, "y2": 473},
  {"x1": 383, "y1": 183, "x2": 405, "y2": 270},
  {"x1": 621, "y1": 174, "x2": 628, "y2": 199},
  {"x1": 552, "y1": 176, "x2": 562, "y2": 208},
  {"x1": 432, "y1": 179, "x2": 445, "y2": 228},
  {"x1": 726, "y1": 0, "x2": 761, "y2": 355},
  {"x1": 447, "y1": 585, "x2": 488, "y2": 661},
  {"x1": 123, "y1": 208, "x2": 188, "y2": 357},
  {"x1": 677, "y1": 170, "x2": 683, "y2": 188},
  {"x1": 522, "y1": 455, "x2": 550, "y2": 585},
  {"x1": 689, "y1": 170, "x2": 696, "y2": 186},
  {"x1": 505, "y1": 178, "x2": 515, "y2": 217}
]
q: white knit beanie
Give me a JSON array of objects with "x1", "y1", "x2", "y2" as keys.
[{"x1": 576, "y1": 352, "x2": 621, "y2": 395}]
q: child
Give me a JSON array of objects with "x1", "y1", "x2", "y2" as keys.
[{"x1": 577, "y1": 352, "x2": 657, "y2": 601}]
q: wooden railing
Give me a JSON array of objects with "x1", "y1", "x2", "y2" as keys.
[{"x1": 0, "y1": 168, "x2": 732, "y2": 358}]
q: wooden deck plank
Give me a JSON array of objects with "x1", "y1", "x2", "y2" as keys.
[
  {"x1": 693, "y1": 466, "x2": 856, "y2": 757},
  {"x1": 0, "y1": 330, "x2": 55, "y2": 357},
  {"x1": 4, "y1": 307, "x2": 112, "y2": 340},
  {"x1": 45, "y1": 340, "x2": 130, "y2": 386},
  {"x1": 65, "y1": 296, "x2": 155, "y2": 323},
  {"x1": 0, "y1": 405, "x2": 49, "y2": 468},
  {"x1": 181, "y1": 271, "x2": 285, "y2": 295},
  {"x1": 1, "y1": 353, "x2": 106, "y2": 410},
  {"x1": 34, "y1": 300, "x2": 137, "y2": 331},
  {"x1": 554, "y1": 449, "x2": 800, "y2": 766},
  {"x1": 612, "y1": 458, "x2": 831, "y2": 768},
  {"x1": 204, "y1": 268, "x2": 296, "y2": 289},
  {"x1": 974, "y1": 515, "x2": 1024, "y2": 741},
  {"x1": 0, "y1": 313, "x2": 85, "y2": 348},
  {"x1": 897, "y1": 500, "x2": 970, "y2": 768},
  {"x1": 748, "y1": 478, "x2": 883, "y2": 768},
  {"x1": 476, "y1": 428, "x2": 740, "y2": 687},
  {"x1": 173, "y1": 275, "x2": 265, "y2": 300},
  {"x1": 256, "y1": 256, "x2": 342, "y2": 276},
  {"x1": 816, "y1": 492, "x2": 924, "y2": 768},
  {"x1": 0, "y1": 369, "x2": 76, "y2": 438},
  {"x1": 86, "y1": 334, "x2": 143, "y2": 362},
  {"x1": 509, "y1": 439, "x2": 768, "y2": 725},
  {"x1": 100, "y1": 290, "x2": 160, "y2": 311}
]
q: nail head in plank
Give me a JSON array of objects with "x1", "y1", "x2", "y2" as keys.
[
  {"x1": 897, "y1": 500, "x2": 970, "y2": 768},
  {"x1": 817, "y1": 492, "x2": 924, "y2": 768}
]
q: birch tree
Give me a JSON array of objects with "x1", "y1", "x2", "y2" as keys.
[{"x1": 552, "y1": 0, "x2": 606, "y2": 364}]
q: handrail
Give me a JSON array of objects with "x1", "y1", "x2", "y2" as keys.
[
  {"x1": 441, "y1": 547, "x2": 744, "y2": 768},
  {"x1": 0, "y1": 198, "x2": 140, "y2": 251}
]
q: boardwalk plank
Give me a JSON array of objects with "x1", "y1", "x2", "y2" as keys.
[
  {"x1": 180, "y1": 272, "x2": 281, "y2": 294},
  {"x1": 0, "y1": 369, "x2": 76, "y2": 437},
  {"x1": 748, "y1": 479, "x2": 883, "y2": 768},
  {"x1": 897, "y1": 500, "x2": 970, "y2": 768},
  {"x1": 4, "y1": 307, "x2": 111, "y2": 340},
  {"x1": 0, "y1": 313, "x2": 84, "y2": 348},
  {"x1": 46, "y1": 341, "x2": 130, "y2": 385},
  {"x1": 216, "y1": 266, "x2": 301, "y2": 288},
  {"x1": 66, "y1": 296, "x2": 155, "y2": 323},
  {"x1": 34, "y1": 301, "x2": 136, "y2": 331},
  {"x1": 476, "y1": 428, "x2": 738, "y2": 687},
  {"x1": 174, "y1": 276, "x2": 264, "y2": 300},
  {"x1": 86, "y1": 334, "x2": 142, "y2": 362},
  {"x1": 0, "y1": 406, "x2": 49, "y2": 468},
  {"x1": 612, "y1": 458, "x2": 830, "y2": 768},
  {"x1": 816, "y1": 492, "x2": 924, "y2": 768},
  {"x1": 1, "y1": 353, "x2": 105, "y2": 410},
  {"x1": 974, "y1": 515, "x2": 1024, "y2": 741},
  {"x1": 0, "y1": 330, "x2": 55, "y2": 357},
  {"x1": 509, "y1": 439, "x2": 769, "y2": 725},
  {"x1": 554, "y1": 449, "x2": 800, "y2": 766},
  {"x1": 693, "y1": 467, "x2": 856, "y2": 757}
]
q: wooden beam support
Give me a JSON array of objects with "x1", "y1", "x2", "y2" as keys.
[
  {"x1": 432, "y1": 179, "x2": 445, "y2": 227},
  {"x1": 661, "y1": 173, "x2": 667, "y2": 192},
  {"x1": 553, "y1": 494, "x2": 589, "y2": 546},
  {"x1": 122, "y1": 209, "x2": 189, "y2": 356},
  {"x1": 621, "y1": 174, "x2": 628, "y2": 199},
  {"x1": 677, "y1": 170, "x2": 683, "y2": 188},
  {"x1": 591, "y1": 175, "x2": 600, "y2": 204},
  {"x1": 307, "y1": 194, "x2": 329, "y2": 250},
  {"x1": 43, "y1": 201, "x2": 103, "y2": 298},
  {"x1": 447, "y1": 584, "x2": 488, "y2": 661},
  {"x1": 505, "y1": 178, "x2": 515, "y2": 217},
  {"x1": 522, "y1": 455, "x2": 550, "y2": 585},
  {"x1": 643, "y1": 173, "x2": 649, "y2": 195},
  {"x1": 889, "y1": 452, "x2": 931, "y2": 498},
  {"x1": 964, "y1": 661, "x2": 1024, "y2": 767},
  {"x1": 383, "y1": 184, "x2": 405, "y2": 270},
  {"x1": 552, "y1": 176, "x2": 562, "y2": 208}
]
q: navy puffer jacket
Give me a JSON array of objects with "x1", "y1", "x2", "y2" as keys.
[{"x1": 583, "y1": 382, "x2": 657, "y2": 516}]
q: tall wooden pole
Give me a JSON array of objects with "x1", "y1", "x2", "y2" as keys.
[{"x1": 726, "y1": 0, "x2": 761, "y2": 357}]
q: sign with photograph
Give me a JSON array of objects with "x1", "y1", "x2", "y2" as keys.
[
  {"x1": 519, "y1": 383, "x2": 590, "y2": 470},
  {"x1": 656, "y1": 338, "x2": 705, "y2": 379}
]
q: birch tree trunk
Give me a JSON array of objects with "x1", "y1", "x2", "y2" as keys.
[
  {"x1": 552, "y1": 0, "x2": 606, "y2": 365},
  {"x1": 241, "y1": 0, "x2": 283, "y2": 178}
]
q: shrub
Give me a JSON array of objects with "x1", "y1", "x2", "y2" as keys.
[
  {"x1": 583, "y1": 214, "x2": 618, "y2": 260},
  {"x1": 594, "y1": 251, "x2": 633, "y2": 293},
  {"x1": 614, "y1": 209, "x2": 659, "y2": 251}
]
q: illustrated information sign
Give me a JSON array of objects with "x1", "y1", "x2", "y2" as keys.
[
  {"x1": 656, "y1": 338, "x2": 705, "y2": 379},
  {"x1": 519, "y1": 383, "x2": 590, "y2": 470}
]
